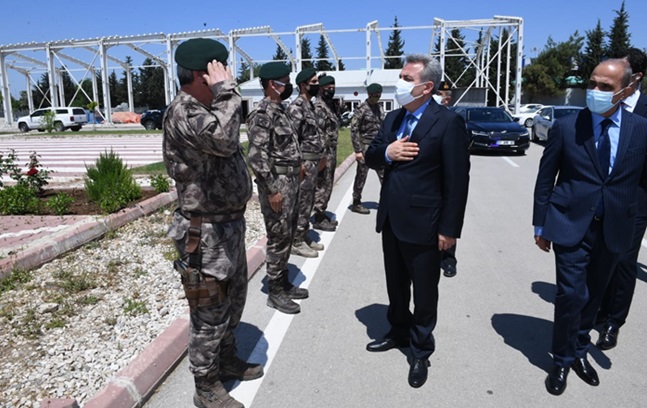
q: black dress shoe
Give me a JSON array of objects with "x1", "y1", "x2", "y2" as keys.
[
  {"x1": 366, "y1": 337, "x2": 408, "y2": 352},
  {"x1": 408, "y1": 358, "x2": 430, "y2": 388},
  {"x1": 596, "y1": 323, "x2": 619, "y2": 351},
  {"x1": 572, "y1": 357, "x2": 599, "y2": 386},
  {"x1": 545, "y1": 365, "x2": 569, "y2": 396}
]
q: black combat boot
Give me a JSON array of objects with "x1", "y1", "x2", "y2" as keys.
[
  {"x1": 350, "y1": 200, "x2": 370, "y2": 214},
  {"x1": 281, "y1": 272, "x2": 309, "y2": 299},
  {"x1": 220, "y1": 346, "x2": 264, "y2": 382},
  {"x1": 312, "y1": 212, "x2": 337, "y2": 231},
  {"x1": 323, "y1": 212, "x2": 339, "y2": 226},
  {"x1": 193, "y1": 376, "x2": 243, "y2": 408},
  {"x1": 267, "y1": 278, "x2": 300, "y2": 314}
]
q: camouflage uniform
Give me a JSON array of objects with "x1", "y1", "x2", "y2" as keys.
[
  {"x1": 247, "y1": 98, "x2": 302, "y2": 280},
  {"x1": 351, "y1": 100, "x2": 385, "y2": 202},
  {"x1": 313, "y1": 96, "x2": 340, "y2": 217},
  {"x1": 163, "y1": 79, "x2": 252, "y2": 380},
  {"x1": 288, "y1": 95, "x2": 324, "y2": 242}
]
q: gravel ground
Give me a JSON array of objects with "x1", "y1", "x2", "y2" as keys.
[{"x1": 0, "y1": 200, "x2": 265, "y2": 407}]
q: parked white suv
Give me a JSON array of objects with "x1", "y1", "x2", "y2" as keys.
[{"x1": 17, "y1": 107, "x2": 88, "y2": 132}]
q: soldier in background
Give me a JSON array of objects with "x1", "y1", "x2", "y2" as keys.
[
  {"x1": 350, "y1": 83, "x2": 385, "y2": 214},
  {"x1": 247, "y1": 62, "x2": 309, "y2": 315},
  {"x1": 163, "y1": 38, "x2": 262, "y2": 408},
  {"x1": 288, "y1": 67, "x2": 329, "y2": 259},
  {"x1": 313, "y1": 74, "x2": 340, "y2": 230}
]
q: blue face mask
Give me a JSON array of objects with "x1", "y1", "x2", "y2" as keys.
[{"x1": 586, "y1": 88, "x2": 623, "y2": 114}]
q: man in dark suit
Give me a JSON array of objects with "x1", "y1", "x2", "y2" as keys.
[
  {"x1": 597, "y1": 48, "x2": 647, "y2": 350},
  {"x1": 364, "y1": 54, "x2": 470, "y2": 388},
  {"x1": 533, "y1": 59, "x2": 647, "y2": 396}
]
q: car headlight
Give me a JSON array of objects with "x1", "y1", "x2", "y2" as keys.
[
  {"x1": 471, "y1": 131, "x2": 489, "y2": 136},
  {"x1": 520, "y1": 131, "x2": 529, "y2": 137}
]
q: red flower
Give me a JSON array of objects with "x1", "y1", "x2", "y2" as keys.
[{"x1": 27, "y1": 167, "x2": 38, "y2": 176}]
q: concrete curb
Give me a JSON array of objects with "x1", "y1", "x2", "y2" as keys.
[{"x1": 43, "y1": 154, "x2": 356, "y2": 408}]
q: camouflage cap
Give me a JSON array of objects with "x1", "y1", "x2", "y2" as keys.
[
  {"x1": 296, "y1": 67, "x2": 317, "y2": 84},
  {"x1": 438, "y1": 81, "x2": 451, "y2": 91},
  {"x1": 366, "y1": 83, "x2": 383, "y2": 93},
  {"x1": 319, "y1": 75, "x2": 335, "y2": 86},
  {"x1": 259, "y1": 62, "x2": 291, "y2": 80},
  {"x1": 175, "y1": 38, "x2": 228, "y2": 70}
]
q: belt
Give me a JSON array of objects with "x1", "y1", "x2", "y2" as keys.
[
  {"x1": 272, "y1": 164, "x2": 301, "y2": 176},
  {"x1": 302, "y1": 152, "x2": 322, "y2": 161},
  {"x1": 178, "y1": 208, "x2": 245, "y2": 223}
]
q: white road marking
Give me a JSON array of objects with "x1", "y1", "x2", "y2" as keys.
[
  {"x1": 230, "y1": 180, "x2": 355, "y2": 407},
  {"x1": 502, "y1": 156, "x2": 520, "y2": 168}
]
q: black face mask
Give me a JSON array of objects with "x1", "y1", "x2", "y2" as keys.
[
  {"x1": 322, "y1": 89, "x2": 335, "y2": 100},
  {"x1": 279, "y1": 83, "x2": 294, "y2": 100},
  {"x1": 307, "y1": 84, "x2": 320, "y2": 97}
]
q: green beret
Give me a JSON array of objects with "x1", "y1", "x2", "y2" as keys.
[
  {"x1": 438, "y1": 81, "x2": 451, "y2": 91},
  {"x1": 296, "y1": 67, "x2": 317, "y2": 84},
  {"x1": 366, "y1": 83, "x2": 383, "y2": 93},
  {"x1": 175, "y1": 38, "x2": 228, "y2": 70},
  {"x1": 319, "y1": 75, "x2": 335, "y2": 86},
  {"x1": 259, "y1": 62, "x2": 291, "y2": 80}
]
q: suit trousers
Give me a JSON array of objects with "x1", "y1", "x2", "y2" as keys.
[
  {"x1": 552, "y1": 219, "x2": 619, "y2": 367},
  {"x1": 382, "y1": 219, "x2": 441, "y2": 360}
]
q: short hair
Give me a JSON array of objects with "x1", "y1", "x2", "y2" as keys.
[
  {"x1": 608, "y1": 58, "x2": 633, "y2": 87},
  {"x1": 624, "y1": 47, "x2": 647, "y2": 78},
  {"x1": 404, "y1": 54, "x2": 442, "y2": 90},
  {"x1": 177, "y1": 64, "x2": 194, "y2": 86},
  {"x1": 259, "y1": 78, "x2": 271, "y2": 90}
]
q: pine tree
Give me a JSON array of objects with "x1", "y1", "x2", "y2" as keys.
[
  {"x1": 607, "y1": 0, "x2": 631, "y2": 58},
  {"x1": 272, "y1": 44, "x2": 289, "y2": 61},
  {"x1": 301, "y1": 38, "x2": 314, "y2": 69},
  {"x1": 315, "y1": 35, "x2": 333, "y2": 71},
  {"x1": 581, "y1": 19, "x2": 607, "y2": 82},
  {"x1": 338, "y1": 59, "x2": 346, "y2": 71},
  {"x1": 108, "y1": 71, "x2": 119, "y2": 107},
  {"x1": 444, "y1": 29, "x2": 472, "y2": 88},
  {"x1": 237, "y1": 59, "x2": 251, "y2": 83},
  {"x1": 384, "y1": 16, "x2": 405, "y2": 69}
]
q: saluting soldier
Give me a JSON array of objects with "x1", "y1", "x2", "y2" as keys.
[
  {"x1": 313, "y1": 74, "x2": 341, "y2": 230},
  {"x1": 350, "y1": 83, "x2": 385, "y2": 214},
  {"x1": 247, "y1": 62, "x2": 309, "y2": 315},
  {"x1": 163, "y1": 38, "x2": 262, "y2": 408},
  {"x1": 288, "y1": 67, "x2": 328, "y2": 259}
]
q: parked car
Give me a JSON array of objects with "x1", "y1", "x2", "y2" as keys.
[
  {"x1": 532, "y1": 106, "x2": 583, "y2": 142},
  {"x1": 17, "y1": 107, "x2": 88, "y2": 132},
  {"x1": 452, "y1": 106, "x2": 530, "y2": 154},
  {"x1": 140, "y1": 107, "x2": 166, "y2": 130},
  {"x1": 511, "y1": 104, "x2": 544, "y2": 128}
]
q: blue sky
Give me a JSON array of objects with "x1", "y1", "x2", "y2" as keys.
[{"x1": 1, "y1": 0, "x2": 645, "y2": 97}]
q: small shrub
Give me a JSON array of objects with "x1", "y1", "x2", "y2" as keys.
[
  {"x1": 123, "y1": 298, "x2": 148, "y2": 316},
  {"x1": 85, "y1": 150, "x2": 141, "y2": 213},
  {"x1": 150, "y1": 174, "x2": 170, "y2": 193},
  {"x1": 45, "y1": 318, "x2": 66, "y2": 329},
  {"x1": 0, "y1": 269, "x2": 32, "y2": 294},
  {"x1": 0, "y1": 184, "x2": 41, "y2": 215},
  {"x1": 46, "y1": 193, "x2": 74, "y2": 215},
  {"x1": 53, "y1": 269, "x2": 97, "y2": 293},
  {"x1": 23, "y1": 151, "x2": 51, "y2": 194},
  {"x1": 41, "y1": 110, "x2": 56, "y2": 133}
]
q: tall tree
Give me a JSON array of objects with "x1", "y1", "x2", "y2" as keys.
[
  {"x1": 522, "y1": 32, "x2": 585, "y2": 100},
  {"x1": 581, "y1": 19, "x2": 607, "y2": 83},
  {"x1": 108, "y1": 71, "x2": 120, "y2": 107},
  {"x1": 315, "y1": 35, "x2": 333, "y2": 71},
  {"x1": 485, "y1": 29, "x2": 519, "y2": 105},
  {"x1": 607, "y1": 0, "x2": 631, "y2": 58},
  {"x1": 443, "y1": 28, "x2": 474, "y2": 88},
  {"x1": 272, "y1": 44, "x2": 289, "y2": 61},
  {"x1": 384, "y1": 16, "x2": 405, "y2": 69},
  {"x1": 301, "y1": 38, "x2": 314, "y2": 69},
  {"x1": 337, "y1": 59, "x2": 346, "y2": 71},
  {"x1": 236, "y1": 59, "x2": 262, "y2": 83},
  {"x1": 137, "y1": 58, "x2": 166, "y2": 109}
]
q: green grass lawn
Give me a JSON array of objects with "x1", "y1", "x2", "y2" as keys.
[{"x1": 132, "y1": 127, "x2": 355, "y2": 175}]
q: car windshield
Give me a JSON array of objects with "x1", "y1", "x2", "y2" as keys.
[
  {"x1": 554, "y1": 108, "x2": 581, "y2": 119},
  {"x1": 467, "y1": 109, "x2": 512, "y2": 123}
]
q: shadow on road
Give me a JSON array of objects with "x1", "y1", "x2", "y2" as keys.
[
  {"x1": 531, "y1": 281, "x2": 556, "y2": 304},
  {"x1": 491, "y1": 313, "x2": 553, "y2": 372}
]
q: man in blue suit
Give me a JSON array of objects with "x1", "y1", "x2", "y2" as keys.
[
  {"x1": 364, "y1": 54, "x2": 470, "y2": 388},
  {"x1": 597, "y1": 48, "x2": 647, "y2": 350},
  {"x1": 533, "y1": 58, "x2": 647, "y2": 395}
]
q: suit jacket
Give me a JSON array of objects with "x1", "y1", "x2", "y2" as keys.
[
  {"x1": 365, "y1": 100, "x2": 471, "y2": 245},
  {"x1": 533, "y1": 107, "x2": 647, "y2": 253}
]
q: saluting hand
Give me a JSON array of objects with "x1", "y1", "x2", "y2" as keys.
[
  {"x1": 203, "y1": 60, "x2": 232, "y2": 86},
  {"x1": 386, "y1": 136, "x2": 419, "y2": 161}
]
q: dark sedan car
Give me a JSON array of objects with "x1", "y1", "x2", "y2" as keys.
[
  {"x1": 451, "y1": 106, "x2": 530, "y2": 154},
  {"x1": 140, "y1": 107, "x2": 166, "y2": 130}
]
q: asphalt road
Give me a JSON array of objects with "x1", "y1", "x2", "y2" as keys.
[{"x1": 146, "y1": 143, "x2": 647, "y2": 408}]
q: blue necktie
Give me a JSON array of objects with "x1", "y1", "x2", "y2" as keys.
[
  {"x1": 402, "y1": 114, "x2": 415, "y2": 140},
  {"x1": 598, "y1": 119, "x2": 613, "y2": 176},
  {"x1": 595, "y1": 118, "x2": 613, "y2": 217}
]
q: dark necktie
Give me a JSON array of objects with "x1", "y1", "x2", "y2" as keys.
[
  {"x1": 403, "y1": 114, "x2": 416, "y2": 139},
  {"x1": 598, "y1": 118, "x2": 613, "y2": 176}
]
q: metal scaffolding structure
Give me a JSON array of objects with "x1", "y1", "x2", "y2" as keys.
[{"x1": 0, "y1": 16, "x2": 523, "y2": 127}]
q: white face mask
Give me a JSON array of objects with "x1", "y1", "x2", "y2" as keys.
[
  {"x1": 586, "y1": 88, "x2": 624, "y2": 114},
  {"x1": 432, "y1": 94, "x2": 444, "y2": 105},
  {"x1": 395, "y1": 79, "x2": 425, "y2": 106}
]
